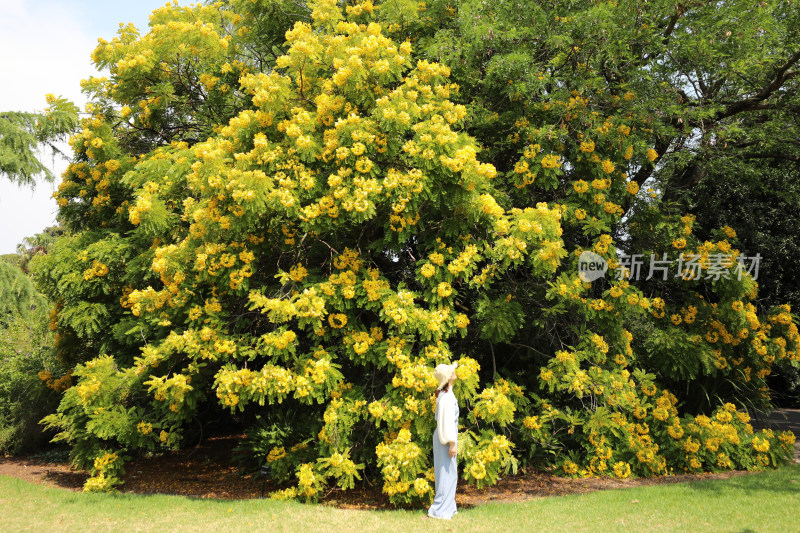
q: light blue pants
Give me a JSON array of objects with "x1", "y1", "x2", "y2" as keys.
[{"x1": 428, "y1": 432, "x2": 457, "y2": 519}]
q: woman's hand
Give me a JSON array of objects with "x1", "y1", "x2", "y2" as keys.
[{"x1": 449, "y1": 442, "x2": 457, "y2": 458}]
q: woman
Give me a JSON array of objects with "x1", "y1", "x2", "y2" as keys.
[{"x1": 427, "y1": 362, "x2": 459, "y2": 520}]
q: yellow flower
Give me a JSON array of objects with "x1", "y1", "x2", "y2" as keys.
[
  {"x1": 470, "y1": 461, "x2": 487, "y2": 480},
  {"x1": 420, "y1": 264, "x2": 436, "y2": 278},
  {"x1": 624, "y1": 145, "x2": 634, "y2": 159},
  {"x1": 541, "y1": 154, "x2": 561, "y2": 169},
  {"x1": 653, "y1": 407, "x2": 669, "y2": 421},
  {"x1": 647, "y1": 148, "x2": 658, "y2": 162},
  {"x1": 436, "y1": 282, "x2": 453, "y2": 298},
  {"x1": 368, "y1": 401, "x2": 386, "y2": 419},
  {"x1": 668, "y1": 424, "x2": 684, "y2": 439},
  {"x1": 715, "y1": 410, "x2": 733, "y2": 423},
  {"x1": 523, "y1": 416, "x2": 542, "y2": 430},
  {"x1": 573, "y1": 180, "x2": 589, "y2": 193},
  {"x1": 267, "y1": 446, "x2": 287, "y2": 462},
  {"x1": 328, "y1": 313, "x2": 347, "y2": 328},
  {"x1": 752, "y1": 436, "x2": 770, "y2": 453},
  {"x1": 684, "y1": 437, "x2": 700, "y2": 453},
  {"x1": 289, "y1": 264, "x2": 308, "y2": 282},
  {"x1": 355, "y1": 158, "x2": 373, "y2": 173},
  {"x1": 722, "y1": 225, "x2": 737, "y2": 239},
  {"x1": 601, "y1": 159, "x2": 615, "y2": 174},
  {"x1": 413, "y1": 478, "x2": 430, "y2": 494},
  {"x1": 579, "y1": 139, "x2": 595, "y2": 153},
  {"x1": 613, "y1": 461, "x2": 631, "y2": 478}
]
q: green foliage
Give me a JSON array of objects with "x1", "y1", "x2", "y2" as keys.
[
  {"x1": 0, "y1": 260, "x2": 48, "y2": 320},
  {"x1": 0, "y1": 96, "x2": 79, "y2": 187},
  {"x1": 474, "y1": 296, "x2": 525, "y2": 344},
  {"x1": 233, "y1": 411, "x2": 320, "y2": 480},
  {"x1": 0, "y1": 308, "x2": 62, "y2": 455},
  {"x1": 15, "y1": 226, "x2": 67, "y2": 274}
]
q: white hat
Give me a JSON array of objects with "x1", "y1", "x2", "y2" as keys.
[{"x1": 433, "y1": 362, "x2": 458, "y2": 391}]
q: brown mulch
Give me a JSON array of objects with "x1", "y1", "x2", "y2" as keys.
[{"x1": 0, "y1": 434, "x2": 766, "y2": 510}]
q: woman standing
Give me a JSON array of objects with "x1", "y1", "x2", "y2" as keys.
[{"x1": 427, "y1": 362, "x2": 459, "y2": 520}]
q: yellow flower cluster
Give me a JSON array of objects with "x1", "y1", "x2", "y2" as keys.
[
  {"x1": 261, "y1": 329, "x2": 297, "y2": 353},
  {"x1": 473, "y1": 385, "x2": 516, "y2": 425},
  {"x1": 540, "y1": 154, "x2": 562, "y2": 169},
  {"x1": 479, "y1": 193, "x2": 505, "y2": 217},
  {"x1": 436, "y1": 282, "x2": 453, "y2": 298},
  {"x1": 297, "y1": 463, "x2": 318, "y2": 497},
  {"x1": 612, "y1": 461, "x2": 631, "y2": 478},
  {"x1": 752, "y1": 436, "x2": 770, "y2": 453},
  {"x1": 455, "y1": 357, "x2": 480, "y2": 381},
  {"x1": 523, "y1": 415, "x2": 542, "y2": 430},
  {"x1": 392, "y1": 362, "x2": 437, "y2": 393},
  {"x1": 375, "y1": 427, "x2": 425, "y2": 497},
  {"x1": 82, "y1": 259, "x2": 110, "y2": 281}
]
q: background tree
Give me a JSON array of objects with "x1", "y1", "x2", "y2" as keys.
[
  {"x1": 682, "y1": 158, "x2": 800, "y2": 407},
  {"x1": 0, "y1": 258, "x2": 64, "y2": 454},
  {"x1": 15, "y1": 225, "x2": 66, "y2": 274},
  {"x1": 0, "y1": 96, "x2": 79, "y2": 187}
]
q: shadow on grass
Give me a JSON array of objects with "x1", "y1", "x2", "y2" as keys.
[{"x1": 42, "y1": 469, "x2": 88, "y2": 489}]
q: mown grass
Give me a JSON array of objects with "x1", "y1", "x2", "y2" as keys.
[{"x1": 1, "y1": 464, "x2": 798, "y2": 532}]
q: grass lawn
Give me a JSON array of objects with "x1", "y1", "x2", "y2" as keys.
[{"x1": 1, "y1": 464, "x2": 798, "y2": 532}]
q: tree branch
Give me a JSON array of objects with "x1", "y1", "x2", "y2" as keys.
[{"x1": 716, "y1": 50, "x2": 800, "y2": 120}]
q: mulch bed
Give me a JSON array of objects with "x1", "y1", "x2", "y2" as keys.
[{"x1": 0, "y1": 433, "x2": 766, "y2": 510}]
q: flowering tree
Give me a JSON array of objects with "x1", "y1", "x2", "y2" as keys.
[{"x1": 36, "y1": 0, "x2": 798, "y2": 500}]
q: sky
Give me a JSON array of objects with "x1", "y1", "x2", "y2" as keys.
[{"x1": 0, "y1": 0, "x2": 188, "y2": 254}]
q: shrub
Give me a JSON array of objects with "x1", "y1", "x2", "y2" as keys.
[{"x1": 0, "y1": 314, "x2": 63, "y2": 455}]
